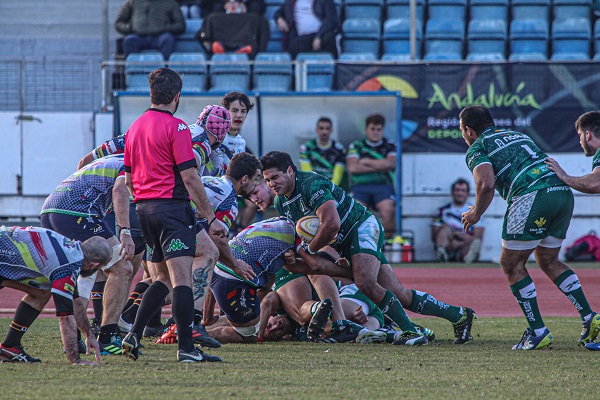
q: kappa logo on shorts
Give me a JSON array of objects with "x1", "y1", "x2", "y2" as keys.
[
  {"x1": 167, "y1": 239, "x2": 190, "y2": 252},
  {"x1": 177, "y1": 123, "x2": 188, "y2": 132},
  {"x1": 534, "y1": 217, "x2": 546, "y2": 228}
]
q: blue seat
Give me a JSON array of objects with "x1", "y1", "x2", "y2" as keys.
[
  {"x1": 209, "y1": 53, "x2": 250, "y2": 92},
  {"x1": 295, "y1": 53, "x2": 335, "y2": 92},
  {"x1": 553, "y1": 0, "x2": 591, "y2": 20},
  {"x1": 168, "y1": 52, "x2": 207, "y2": 92},
  {"x1": 125, "y1": 52, "x2": 165, "y2": 91},
  {"x1": 469, "y1": 0, "x2": 508, "y2": 21},
  {"x1": 382, "y1": 18, "x2": 422, "y2": 58},
  {"x1": 267, "y1": 19, "x2": 284, "y2": 52},
  {"x1": 385, "y1": 0, "x2": 424, "y2": 20},
  {"x1": 338, "y1": 52, "x2": 378, "y2": 61},
  {"x1": 551, "y1": 52, "x2": 590, "y2": 60},
  {"x1": 467, "y1": 19, "x2": 506, "y2": 56},
  {"x1": 427, "y1": 0, "x2": 467, "y2": 20},
  {"x1": 381, "y1": 53, "x2": 412, "y2": 61},
  {"x1": 424, "y1": 18, "x2": 464, "y2": 59},
  {"x1": 508, "y1": 52, "x2": 547, "y2": 60},
  {"x1": 595, "y1": 20, "x2": 600, "y2": 57},
  {"x1": 423, "y1": 52, "x2": 463, "y2": 60},
  {"x1": 175, "y1": 18, "x2": 204, "y2": 53},
  {"x1": 342, "y1": 18, "x2": 381, "y2": 56},
  {"x1": 552, "y1": 18, "x2": 591, "y2": 57},
  {"x1": 252, "y1": 52, "x2": 292, "y2": 92},
  {"x1": 466, "y1": 52, "x2": 505, "y2": 60},
  {"x1": 344, "y1": 0, "x2": 384, "y2": 20},
  {"x1": 509, "y1": 19, "x2": 549, "y2": 57},
  {"x1": 511, "y1": 0, "x2": 550, "y2": 21}
]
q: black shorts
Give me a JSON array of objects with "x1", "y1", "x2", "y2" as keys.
[
  {"x1": 210, "y1": 273, "x2": 259, "y2": 324},
  {"x1": 40, "y1": 212, "x2": 114, "y2": 241},
  {"x1": 136, "y1": 199, "x2": 196, "y2": 263},
  {"x1": 104, "y1": 202, "x2": 146, "y2": 255}
]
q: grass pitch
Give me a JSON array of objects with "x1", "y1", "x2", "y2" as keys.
[{"x1": 0, "y1": 316, "x2": 594, "y2": 399}]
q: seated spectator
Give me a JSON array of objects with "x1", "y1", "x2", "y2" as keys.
[
  {"x1": 195, "y1": 0, "x2": 269, "y2": 58},
  {"x1": 431, "y1": 178, "x2": 484, "y2": 263},
  {"x1": 115, "y1": 0, "x2": 185, "y2": 60},
  {"x1": 346, "y1": 114, "x2": 397, "y2": 239},
  {"x1": 178, "y1": 0, "x2": 202, "y2": 18},
  {"x1": 274, "y1": 0, "x2": 340, "y2": 59},
  {"x1": 201, "y1": 0, "x2": 265, "y2": 16},
  {"x1": 299, "y1": 117, "x2": 347, "y2": 189}
]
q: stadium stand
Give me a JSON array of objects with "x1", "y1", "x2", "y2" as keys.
[
  {"x1": 469, "y1": 0, "x2": 509, "y2": 21},
  {"x1": 209, "y1": 53, "x2": 251, "y2": 92},
  {"x1": 511, "y1": 0, "x2": 551, "y2": 21},
  {"x1": 252, "y1": 52, "x2": 292, "y2": 91},
  {"x1": 509, "y1": 19, "x2": 549, "y2": 59},
  {"x1": 125, "y1": 52, "x2": 166, "y2": 91},
  {"x1": 552, "y1": 0, "x2": 592, "y2": 20},
  {"x1": 264, "y1": 0, "x2": 285, "y2": 20},
  {"x1": 343, "y1": 0, "x2": 384, "y2": 20},
  {"x1": 338, "y1": 52, "x2": 378, "y2": 61},
  {"x1": 424, "y1": 18, "x2": 464, "y2": 60},
  {"x1": 467, "y1": 19, "x2": 507, "y2": 60},
  {"x1": 595, "y1": 19, "x2": 600, "y2": 57},
  {"x1": 168, "y1": 52, "x2": 207, "y2": 92},
  {"x1": 174, "y1": 18, "x2": 204, "y2": 53},
  {"x1": 551, "y1": 17, "x2": 591, "y2": 59},
  {"x1": 267, "y1": 19, "x2": 284, "y2": 52},
  {"x1": 385, "y1": 0, "x2": 425, "y2": 21},
  {"x1": 427, "y1": 0, "x2": 467, "y2": 20},
  {"x1": 381, "y1": 53, "x2": 412, "y2": 61}
]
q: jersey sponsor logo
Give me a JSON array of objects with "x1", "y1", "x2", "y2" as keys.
[
  {"x1": 177, "y1": 123, "x2": 188, "y2": 132},
  {"x1": 167, "y1": 239, "x2": 190, "y2": 252},
  {"x1": 64, "y1": 282, "x2": 75, "y2": 295},
  {"x1": 310, "y1": 189, "x2": 325, "y2": 204}
]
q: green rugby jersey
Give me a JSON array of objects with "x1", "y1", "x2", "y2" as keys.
[
  {"x1": 273, "y1": 171, "x2": 368, "y2": 246},
  {"x1": 592, "y1": 148, "x2": 600, "y2": 170},
  {"x1": 299, "y1": 139, "x2": 346, "y2": 180},
  {"x1": 346, "y1": 138, "x2": 396, "y2": 187},
  {"x1": 465, "y1": 126, "x2": 566, "y2": 202}
]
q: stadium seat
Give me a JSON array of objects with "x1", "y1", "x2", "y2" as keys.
[
  {"x1": 338, "y1": 52, "x2": 378, "y2": 61},
  {"x1": 508, "y1": 52, "x2": 547, "y2": 61},
  {"x1": 427, "y1": 0, "x2": 467, "y2": 20},
  {"x1": 511, "y1": 0, "x2": 551, "y2": 21},
  {"x1": 466, "y1": 52, "x2": 505, "y2": 60},
  {"x1": 295, "y1": 52, "x2": 335, "y2": 92},
  {"x1": 509, "y1": 19, "x2": 549, "y2": 58},
  {"x1": 174, "y1": 18, "x2": 204, "y2": 53},
  {"x1": 467, "y1": 19, "x2": 506, "y2": 57},
  {"x1": 551, "y1": 18, "x2": 591, "y2": 58},
  {"x1": 381, "y1": 53, "x2": 412, "y2": 61},
  {"x1": 386, "y1": 0, "x2": 424, "y2": 21},
  {"x1": 125, "y1": 52, "x2": 165, "y2": 91},
  {"x1": 423, "y1": 52, "x2": 463, "y2": 60},
  {"x1": 469, "y1": 0, "x2": 508, "y2": 21},
  {"x1": 341, "y1": 18, "x2": 381, "y2": 56},
  {"x1": 267, "y1": 19, "x2": 284, "y2": 52},
  {"x1": 264, "y1": 0, "x2": 285, "y2": 20},
  {"x1": 550, "y1": 52, "x2": 590, "y2": 60},
  {"x1": 552, "y1": 0, "x2": 592, "y2": 20},
  {"x1": 252, "y1": 52, "x2": 292, "y2": 92},
  {"x1": 424, "y1": 18, "x2": 464, "y2": 60},
  {"x1": 343, "y1": 0, "x2": 384, "y2": 20},
  {"x1": 209, "y1": 53, "x2": 250, "y2": 92},
  {"x1": 382, "y1": 18, "x2": 422, "y2": 58},
  {"x1": 168, "y1": 52, "x2": 207, "y2": 92}
]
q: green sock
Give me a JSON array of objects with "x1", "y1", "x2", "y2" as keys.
[
  {"x1": 331, "y1": 319, "x2": 367, "y2": 334},
  {"x1": 555, "y1": 270, "x2": 593, "y2": 320},
  {"x1": 510, "y1": 276, "x2": 545, "y2": 332},
  {"x1": 407, "y1": 290, "x2": 463, "y2": 324},
  {"x1": 376, "y1": 290, "x2": 416, "y2": 333}
]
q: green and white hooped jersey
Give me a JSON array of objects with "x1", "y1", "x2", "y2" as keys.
[
  {"x1": 466, "y1": 126, "x2": 567, "y2": 203},
  {"x1": 592, "y1": 148, "x2": 600, "y2": 171},
  {"x1": 273, "y1": 171, "x2": 369, "y2": 246}
]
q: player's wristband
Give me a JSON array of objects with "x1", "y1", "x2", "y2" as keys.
[
  {"x1": 120, "y1": 229, "x2": 131, "y2": 236},
  {"x1": 117, "y1": 225, "x2": 130, "y2": 235},
  {"x1": 208, "y1": 216, "x2": 218, "y2": 227},
  {"x1": 302, "y1": 242, "x2": 318, "y2": 255}
]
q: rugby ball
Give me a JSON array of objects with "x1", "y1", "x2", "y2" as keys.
[{"x1": 296, "y1": 215, "x2": 321, "y2": 243}]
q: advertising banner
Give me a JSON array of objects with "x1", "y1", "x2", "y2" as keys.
[{"x1": 336, "y1": 62, "x2": 600, "y2": 152}]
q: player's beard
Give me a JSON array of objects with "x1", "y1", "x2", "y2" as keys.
[{"x1": 581, "y1": 136, "x2": 593, "y2": 156}]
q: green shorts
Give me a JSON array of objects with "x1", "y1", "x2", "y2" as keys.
[
  {"x1": 503, "y1": 186, "x2": 573, "y2": 242},
  {"x1": 335, "y1": 215, "x2": 386, "y2": 263},
  {"x1": 339, "y1": 283, "x2": 385, "y2": 327}
]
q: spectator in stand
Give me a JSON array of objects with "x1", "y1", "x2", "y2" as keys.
[
  {"x1": 346, "y1": 114, "x2": 397, "y2": 240},
  {"x1": 115, "y1": 0, "x2": 186, "y2": 60},
  {"x1": 432, "y1": 178, "x2": 484, "y2": 264},
  {"x1": 274, "y1": 0, "x2": 340, "y2": 59},
  {"x1": 299, "y1": 117, "x2": 347, "y2": 189},
  {"x1": 196, "y1": 0, "x2": 269, "y2": 57},
  {"x1": 201, "y1": 0, "x2": 265, "y2": 16},
  {"x1": 178, "y1": 0, "x2": 202, "y2": 19}
]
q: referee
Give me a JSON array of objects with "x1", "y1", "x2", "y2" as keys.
[{"x1": 122, "y1": 68, "x2": 225, "y2": 363}]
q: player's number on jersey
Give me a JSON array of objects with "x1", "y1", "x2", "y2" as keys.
[{"x1": 521, "y1": 144, "x2": 538, "y2": 159}]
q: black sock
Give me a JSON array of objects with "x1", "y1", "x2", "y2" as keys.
[
  {"x1": 148, "y1": 306, "x2": 163, "y2": 327},
  {"x1": 3, "y1": 302, "x2": 41, "y2": 348},
  {"x1": 99, "y1": 324, "x2": 119, "y2": 342},
  {"x1": 91, "y1": 281, "x2": 106, "y2": 323},
  {"x1": 122, "y1": 281, "x2": 150, "y2": 313},
  {"x1": 132, "y1": 281, "x2": 170, "y2": 338},
  {"x1": 172, "y1": 286, "x2": 195, "y2": 352},
  {"x1": 121, "y1": 294, "x2": 143, "y2": 324}
]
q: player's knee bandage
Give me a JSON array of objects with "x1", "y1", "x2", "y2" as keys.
[{"x1": 233, "y1": 320, "x2": 260, "y2": 337}]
